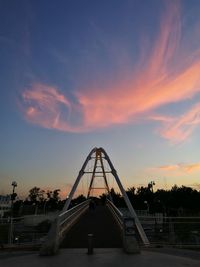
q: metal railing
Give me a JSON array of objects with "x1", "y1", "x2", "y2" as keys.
[
  {"x1": 139, "y1": 216, "x2": 200, "y2": 248},
  {"x1": 106, "y1": 199, "x2": 141, "y2": 253},
  {"x1": 3, "y1": 203, "x2": 200, "y2": 252},
  {"x1": 106, "y1": 199, "x2": 124, "y2": 230},
  {"x1": 40, "y1": 199, "x2": 90, "y2": 255},
  {"x1": 58, "y1": 199, "x2": 90, "y2": 239},
  {"x1": 107, "y1": 204, "x2": 200, "y2": 249},
  {"x1": 119, "y1": 208, "x2": 200, "y2": 248},
  {"x1": 0, "y1": 216, "x2": 50, "y2": 247}
]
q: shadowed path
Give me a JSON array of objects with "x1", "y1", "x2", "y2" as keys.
[
  {"x1": 61, "y1": 205, "x2": 122, "y2": 248},
  {"x1": 1, "y1": 249, "x2": 200, "y2": 267}
]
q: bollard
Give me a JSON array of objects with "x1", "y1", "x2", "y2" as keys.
[{"x1": 87, "y1": 233, "x2": 93, "y2": 254}]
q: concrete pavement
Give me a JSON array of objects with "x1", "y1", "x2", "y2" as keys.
[{"x1": 0, "y1": 248, "x2": 200, "y2": 267}]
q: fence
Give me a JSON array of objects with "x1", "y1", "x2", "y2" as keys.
[
  {"x1": 0, "y1": 215, "x2": 53, "y2": 247},
  {"x1": 139, "y1": 215, "x2": 200, "y2": 247},
  {"x1": 1, "y1": 210, "x2": 200, "y2": 249},
  {"x1": 119, "y1": 208, "x2": 200, "y2": 248}
]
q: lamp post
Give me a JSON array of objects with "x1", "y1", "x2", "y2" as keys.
[
  {"x1": 11, "y1": 181, "x2": 17, "y2": 214},
  {"x1": 9, "y1": 181, "x2": 17, "y2": 245}
]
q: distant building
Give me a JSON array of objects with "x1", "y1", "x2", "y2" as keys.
[{"x1": 0, "y1": 195, "x2": 11, "y2": 217}]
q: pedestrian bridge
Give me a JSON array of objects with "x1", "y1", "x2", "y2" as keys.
[{"x1": 40, "y1": 147, "x2": 149, "y2": 255}]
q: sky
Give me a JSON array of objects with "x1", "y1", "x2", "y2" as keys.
[{"x1": 1, "y1": 0, "x2": 200, "y2": 199}]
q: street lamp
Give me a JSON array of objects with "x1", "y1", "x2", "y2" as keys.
[
  {"x1": 11, "y1": 181, "x2": 17, "y2": 214},
  {"x1": 11, "y1": 181, "x2": 17, "y2": 192},
  {"x1": 9, "y1": 181, "x2": 17, "y2": 244}
]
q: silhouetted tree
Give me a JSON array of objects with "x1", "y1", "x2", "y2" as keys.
[
  {"x1": 71, "y1": 194, "x2": 86, "y2": 206},
  {"x1": 53, "y1": 189, "x2": 60, "y2": 202},
  {"x1": 110, "y1": 188, "x2": 124, "y2": 207},
  {"x1": 46, "y1": 189, "x2": 61, "y2": 211},
  {"x1": 28, "y1": 187, "x2": 44, "y2": 203}
]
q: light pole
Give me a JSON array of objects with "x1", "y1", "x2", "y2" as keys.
[
  {"x1": 9, "y1": 181, "x2": 17, "y2": 245},
  {"x1": 11, "y1": 181, "x2": 17, "y2": 214}
]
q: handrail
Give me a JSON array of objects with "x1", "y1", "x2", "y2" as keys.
[
  {"x1": 106, "y1": 199, "x2": 124, "y2": 218},
  {"x1": 58, "y1": 200, "x2": 90, "y2": 235},
  {"x1": 106, "y1": 199, "x2": 141, "y2": 253},
  {"x1": 59, "y1": 199, "x2": 90, "y2": 218},
  {"x1": 40, "y1": 199, "x2": 90, "y2": 255},
  {"x1": 106, "y1": 199, "x2": 124, "y2": 229}
]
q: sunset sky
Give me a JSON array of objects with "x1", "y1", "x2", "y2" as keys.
[{"x1": 1, "y1": 0, "x2": 200, "y2": 199}]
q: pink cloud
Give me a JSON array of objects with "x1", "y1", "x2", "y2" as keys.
[
  {"x1": 157, "y1": 102, "x2": 200, "y2": 143},
  {"x1": 157, "y1": 162, "x2": 200, "y2": 173},
  {"x1": 21, "y1": 1, "x2": 200, "y2": 139},
  {"x1": 157, "y1": 164, "x2": 180, "y2": 171},
  {"x1": 184, "y1": 163, "x2": 200, "y2": 172},
  {"x1": 149, "y1": 114, "x2": 174, "y2": 123},
  {"x1": 22, "y1": 83, "x2": 86, "y2": 133},
  {"x1": 155, "y1": 162, "x2": 200, "y2": 173}
]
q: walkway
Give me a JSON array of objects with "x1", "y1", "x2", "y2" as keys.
[{"x1": 61, "y1": 205, "x2": 122, "y2": 248}]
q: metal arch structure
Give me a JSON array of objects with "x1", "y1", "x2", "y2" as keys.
[
  {"x1": 87, "y1": 147, "x2": 112, "y2": 199},
  {"x1": 101, "y1": 147, "x2": 149, "y2": 246},
  {"x1": 62, "y1": 147, "x2": 149, "y2": 246},
  {"x1": 62, "y1": 147, "x2": 112, "y2": 211}
]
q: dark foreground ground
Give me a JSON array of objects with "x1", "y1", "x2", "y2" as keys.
[{"x1": 0, "y1": 248, "x2": 200, "y2": 267}]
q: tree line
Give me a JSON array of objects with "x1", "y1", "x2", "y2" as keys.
[
  {"x1": 108, "y1": 185, "x2": 200, "y2": 216},
  {"x1": 9, "y1": 184, "x2": 200, "y2": 217}
]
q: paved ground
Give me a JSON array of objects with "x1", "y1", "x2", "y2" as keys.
[
  {"x1": 0, "y1": 248, "x2": 200, "y2": 267},
  {"x1": 61, "y1": 205, "x2": 122, "y2": 248}
]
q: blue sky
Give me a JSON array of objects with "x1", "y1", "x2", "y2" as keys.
[{"x1": 1, "y1": 0, "x2": 200, "y2": 199}]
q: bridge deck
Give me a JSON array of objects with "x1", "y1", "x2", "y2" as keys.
[{"x1": 61, "y1": 205, "x2": 122, "y2": 248}]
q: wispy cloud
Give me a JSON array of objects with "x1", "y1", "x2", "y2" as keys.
[
  {"x1": 22, "y1": 83, "x2": 87, "y2": 133},
  {"x1": 156, "y1": 103, "x2": 200, "y2": 143},
  {"x1": 184, "y1": 163, "x2": 200, "y2": 172},
  {"x1": 21, "y1": 1, "x2": 200, "y2": 140},
  {"x1": 155, "y1": 162, "x2": 200, "y2": 173},
  {"x1": 157, "y1": 164, "x2": 181, "y2": 171}
]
